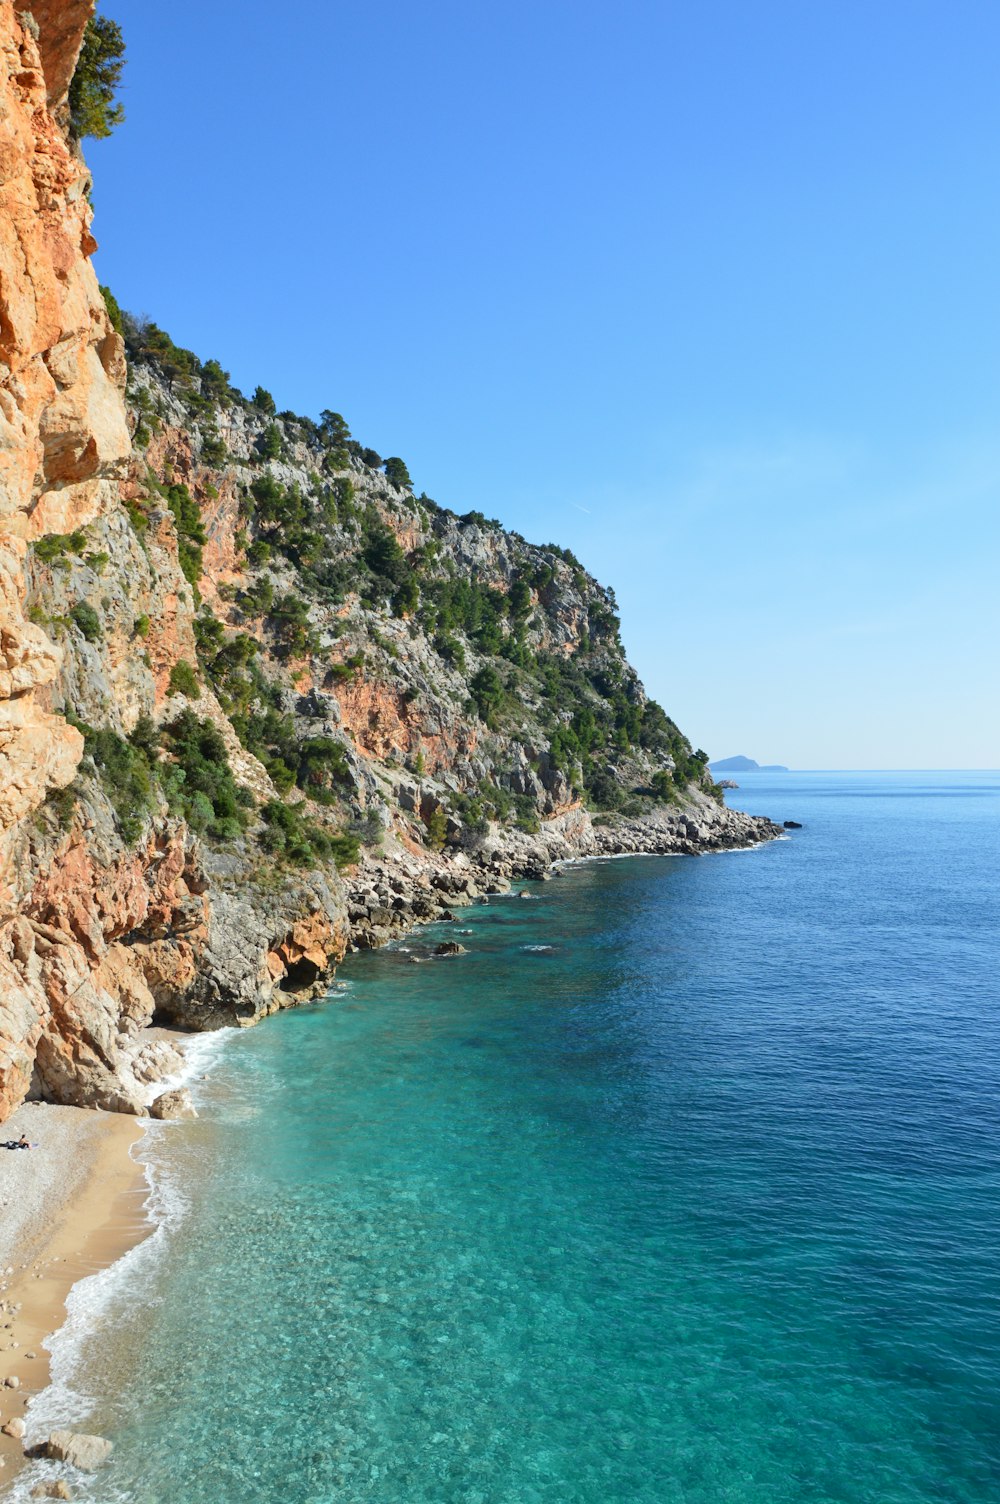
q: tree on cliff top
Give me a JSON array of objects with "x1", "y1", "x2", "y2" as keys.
[{"x1": 69, "y1": 13, "x2": 126, "y2": 140}]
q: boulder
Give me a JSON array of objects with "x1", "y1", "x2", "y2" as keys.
[
  {"x1": 783, "y1": 820, "x2": 803, "y2": 829},
  {"x1": 44, "y1": 1431, "x2": 113, "y2": 1470},
  {"x1": 434, "y1": 942, "x2": 467, "y2": 956},
  {"x1": 149, "y1": 1088, "x2": 198, "y2": 1121},
  {"x1": 31, "y1": 1482, "x2": 73, "y2": 1500},
  {"x1": 2, "y1": 1416, "x2": 25, "y2": 1439}
]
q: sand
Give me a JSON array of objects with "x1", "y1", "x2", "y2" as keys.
[{"x1": 0, "y1": 1101, "x2": 150, "y2": 1481}]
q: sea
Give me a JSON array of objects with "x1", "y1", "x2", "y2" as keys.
[{"x1": 12, "y1": 770, "x2": 1000, "y2": 1504}]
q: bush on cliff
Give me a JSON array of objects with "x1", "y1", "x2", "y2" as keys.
[
  {"x1": 383, "y1": 457, "x2": 412, "y2": 491},
  {"x1": 69, "y1": 13, "x2": 126, "y2": 140},
  {"x1": 160, "y1": 710, "x2": 248, "y2": 841},
  {"x1": 70, "y1": 600, "x2": 102, "y2": 642},
  {"x1": 78, "y1": 723, "x2": 157, "y2": 846},
  {"x1": 259, "y1": 800, "x2": 359, "y2": 869},
  {"x1": 168, "y1": 660, "x2": 200, "y2": 698}
]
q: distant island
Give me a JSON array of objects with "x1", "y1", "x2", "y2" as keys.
[{"x1": 709, "y1": 755, "x2": 790, "y2": 773}]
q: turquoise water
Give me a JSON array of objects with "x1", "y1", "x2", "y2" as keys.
[{"x1": 22, "y1": 772, "x2": 1000, "y2": 1502}]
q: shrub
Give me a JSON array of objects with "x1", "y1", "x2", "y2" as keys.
[
  {"x1": 80, "y1": 723, "x2": 157, "y2": 845},
  {"x1": 124, "y1": 498, "x2": 149, "y2": 538},
  {"x1": 260, "y1": 800, "x2": 358, "y2": 869},
  {"x1": 200, "y1": 431, "x2": 227, "y2": 466},
  {"x1": 162, "y1": 482, "x2": 206, "y2": 590},
  {"x1": 34, "y1": 531, "x2": 87, "y2": 567},
  {"x1": 253, "y1": 387, "x2": 277, "y2": 415},
  {"x1": 69, "y1": 13, "x2": 126, "y2": 139},
  {"x1": 160, "y1": 709, "x2": 247, "y2": 840},
  {"x1": 470, "y1": 665, "x2": 503, "y2": 722},
  {"x1": 392, "y1": 575, "x2": 419, "y2": 618},
  {"x1": 168, "y1": 660, "x2": 200, "y2": 698},
  {"x1": 319, "y1": 410, "x2": 350, "y2": 442},
  {"x1": 70, "y1": 600, "x2": 101, "y2": 642},
  {"x1": 424, "y1": 808, "x2": 448, "y2": 851},
  {"x1": 383, "y1": 456, "x2": 412, "y2": 490},
  {"x1": 133, "y1": 613, "x2": 150, "y2": 638},
  {"x1": 650, "y1": 769, "x2": 674, "y2": 802},
  {"x1": 100, "y1": 285, "x2": 124, "y2": 336},
  {"x1": 258, "y1": 424, "x2": 283, "y2": 460}
]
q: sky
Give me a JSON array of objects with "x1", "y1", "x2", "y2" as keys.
[{"x1": 86, "y1": 0, "x2": 1000, "y2": 768}]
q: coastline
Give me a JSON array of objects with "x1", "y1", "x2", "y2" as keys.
[
  {"x1": 0, "y1": 1104, "x2": 149, "y2": 1487},
  {"x1": 0, "y1": 828, "x2": 782, "y2": 1490}
]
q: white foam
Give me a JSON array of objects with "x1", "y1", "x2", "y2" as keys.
[{"x1": 15, "y1": 1029, "x2": 238, "y2": 1473}]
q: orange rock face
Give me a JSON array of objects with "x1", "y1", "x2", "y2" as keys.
[
  {"x1": 0, "y1": 0, "x2": 138, "y2": 1119},
  {"x1": 266, "y1": 912, "x2": 348, "y2": 989}
]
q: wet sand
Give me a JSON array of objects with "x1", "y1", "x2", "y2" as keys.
[{"x1": 0, "y1": 1102, "x2": 149, "y2": 1483}]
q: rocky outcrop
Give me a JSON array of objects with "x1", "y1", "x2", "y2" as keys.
[
  {"x1": 0, "y1": 0, "x2": 126, "y2": 1116},
  {"x1": 0, "y1": 0, "x2": 780, "y2": 1124},
  {"x1": 43, "y1": 1429, "x2": 113, "y2": 1469}
]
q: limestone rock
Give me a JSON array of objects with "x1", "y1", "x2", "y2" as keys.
[
  {"x1": 44, "y1": 1430, "x2": 113, "y2": 1470},
  {"x1": 2, "y1": 1415, "x2": 25, "y2": 1439},
  {"x1": 149, "y1": 1088, "x2": 197, "y2": 1121}
]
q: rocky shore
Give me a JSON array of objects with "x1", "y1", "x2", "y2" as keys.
[{"x1": 344, "y1": 801, "x2": 781, "y2": 956}]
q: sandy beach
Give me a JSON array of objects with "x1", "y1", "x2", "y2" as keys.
[{"x1": 0, "y1": 1102, "x2": 149, "y2": 1484}]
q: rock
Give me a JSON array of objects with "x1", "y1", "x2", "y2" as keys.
[
  {"x1": 5, "y1": 1374, "x2": 19, "y2": 1388},
  {"x1": 149, "y1": 1088, "x2": 198, "y2": 1121},
  {"x1": 2, "y1": 1416, "x2": 25, "y2": 1440},
  {"x1": 782, "y1": 820, "x2": 802, "y2": 829},
  {"x1": 44, "y1": 1431, "x2": 113, "y2": 1470},
  {"x1": 433, "y1": 942, "x2": 467, "y2": 956},
  {"x1": 31, "y1": 1482, "x2": 73, "y2": 1500},
  {"x1": 518, "y1": 890, "x2": 533, "y2": 899}
]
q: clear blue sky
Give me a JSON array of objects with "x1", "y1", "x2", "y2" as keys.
[{"x1": 88, "y1": 0, "x2": 1000, "y2": 768}]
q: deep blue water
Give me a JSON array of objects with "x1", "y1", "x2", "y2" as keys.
[{"x1": 21, "y1": 771, "x2": 1000, "y2": 1503}]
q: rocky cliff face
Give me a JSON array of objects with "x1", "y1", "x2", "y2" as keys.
[{"x1": 0, "y1": 1, "x2": 780, "y2": 1123}]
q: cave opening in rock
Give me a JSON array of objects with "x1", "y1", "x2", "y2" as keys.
[{"x1": 281, "y1": 957, "x2": 322, "y2": 992}]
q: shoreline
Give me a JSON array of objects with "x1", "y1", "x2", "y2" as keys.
[
  {"x1": 0, "y1": 1104, "x2": 149, "y2": 1488},
  {"x1": 0, "y1": 834, "x2": 782, "y2": 1489}
]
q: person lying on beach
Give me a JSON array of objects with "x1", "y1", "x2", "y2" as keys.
[{"x1": 2, "y1": 1136, "x2": 34, "y2": 1149}]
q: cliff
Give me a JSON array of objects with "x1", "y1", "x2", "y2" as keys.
[{"x1": 0, "y1": 1, "x2": 779, "y2": 1123}]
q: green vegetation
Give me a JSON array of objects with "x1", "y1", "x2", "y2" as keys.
[
  {"x1": 383, "y1": 457, "x2": 412, "y2": 490},
  {"x1": 424, "y1": 807, "x2": 448, "y2": 851},
  {"x1": 155, "y1": 480, "x2": 206, "y2": 593},
  {"x1": 34, "y1": 531, "x2": 88, "y2": 568},
  {"x1": 100, "y1": 285, "x2": 125, "y2": 336},
  {"x1": 74, "y1": 718, "x2": 157, "y2": 846},
  {"x1": 70, "y1": 601, "x2": 101, "y2": 642},
  {"x1": 69, "y1": 13, "x2": 125, "y2": 139},
  {"x1": 168, "y1": 660, "x2": 200, "y2": 698},
  {"x1": 160, "y1": 710, "x2": 249, "y2": 841},
  {"x1": 259, "y1": 800, "x2": 358, "y2": 869},
  {"x1": 118, "y1": 318, "x2": 714, "y2": 844},
  {"x1": 258, "y1": 424, "x2": 283, "y2": 460}
]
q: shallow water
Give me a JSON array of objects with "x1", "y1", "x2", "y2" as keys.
[{"x1": 18, "y1": 771, "x2": 1000, "y2": 1503}]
